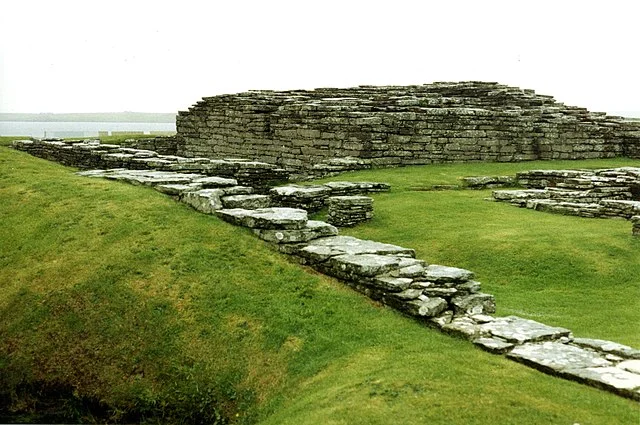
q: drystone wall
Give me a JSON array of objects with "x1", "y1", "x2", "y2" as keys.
[
  {"x1": 120, "y1": 136, "x2": 178, "y2": 156},
  {"x1": 11, "y1": 139, "x2": 289, "y2": 192},
  {"x1": 492, "y1": 167, "x2": 640, "y2": 221},
  {"x1": 176, "y1": 82, "x2": 640, "y2": 174},
  {"x1": 12, "y1": 141, "x2": 640, "y2": 400}
]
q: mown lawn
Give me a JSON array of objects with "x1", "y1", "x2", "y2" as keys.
[
  {"x1": 0, "y1": 147, "x2": 638, "y2": 424},
  {"x1": 313, "y1": 158, "x2": 640, "y2": 347}
]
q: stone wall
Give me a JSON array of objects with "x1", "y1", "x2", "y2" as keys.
[
  {"x1": 176, "y1": 82, "x2": 640, "y2": 172},
  {"x1": 120, "y1": 136, "x2": 178, "y2": 156}
]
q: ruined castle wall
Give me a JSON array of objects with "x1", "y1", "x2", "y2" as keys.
[{"x1": 176, "y1": 82, "x2": 640, "y2": 171}]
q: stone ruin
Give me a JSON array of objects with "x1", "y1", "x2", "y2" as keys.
[
  {"x1": 10, "y1": 138, "x2": 640, "y2": 400},
  {"x1": 492, "y1": 167, "x2": 640, "y2": 224},
  {"x1": 176, "y1": 81, "x2": 640, "y2": 175}
]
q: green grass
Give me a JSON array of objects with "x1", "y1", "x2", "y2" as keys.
[
  {"x1": 1, "y1": 148, "x2": 638, "y2": 423},
  {"x1": 0, "y1": 136, "x2": 31, "y2": 147},
  {"x1": 313, "y1": 158, "x2": 640, "y2": 191},
  {"x1": 313, "y1": 158, "x2": 640, "y2": 346}
]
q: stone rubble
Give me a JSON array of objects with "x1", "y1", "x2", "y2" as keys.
[
  {"x1": 327, "y1": 196, "x2": 374, "y2": 227},
  {"x1": 492, "y1": 167, "x2": 640, "y2": 225},
  {"x1": 12, "y1": 142, "x2": 640, "y2": 401}
]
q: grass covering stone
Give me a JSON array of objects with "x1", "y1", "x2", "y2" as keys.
[{"x1": 1, "y1": 147, "x2": 638, "y2": 424}]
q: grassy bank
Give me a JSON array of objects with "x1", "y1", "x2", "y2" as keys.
[{"x1": 1, "y1": 148, "x2": 638, "y2": 423}]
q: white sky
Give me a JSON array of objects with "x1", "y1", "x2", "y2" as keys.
[{"x1": 1, "y1": 0, "x2": 639, "y2": 116}]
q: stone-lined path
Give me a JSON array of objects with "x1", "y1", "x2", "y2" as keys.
[{"x1": 11, "y1": 139, "x2": 640, "y2": 401}]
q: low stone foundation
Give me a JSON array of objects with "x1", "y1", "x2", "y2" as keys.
[
  {"x1": 327, "y1": 196, "x2": 374, "y2": 227},
  {"x1": 120, "y1": 136, "x2": 178, "y2": 156},
  {"x1": 493, "y1": 167, "x2": 640, "y2": 219},
  {"x1": 12, "y1": 139, "x2": 289, "y2": 192}
]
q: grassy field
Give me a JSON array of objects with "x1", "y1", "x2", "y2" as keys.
[
  {"x1": 1, "y1": 147, "x2": 638, "y2": 424},
  {"x1": 312, "y1": 157, "x2": 640, "y2": 347}
]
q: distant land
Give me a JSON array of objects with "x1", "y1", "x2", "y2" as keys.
[{"x1": 0, "y1": 112, "x2": 176, "y2": 123}]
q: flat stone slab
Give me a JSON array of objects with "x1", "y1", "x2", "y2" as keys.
[
  {"x1": 571, "y1": 338, "x2": 640, "y2": 359},
  {"x1": 369, "y1": 276, "x2": 413, "y2": 292},
  {"x1": 156, "y1": 183, "x2": 203, "y2": 195},
  {"x1": 92, "y1": 169, "x2": 205, "y2": 186},
  {"x1": 508, "y1": 342, "x2": 612, "y2": 372},
  {"x1": 618, "y1": 360, "x2": 640, "y2": 374},
  {"x1": 221, "y1": 194, "x2": 271, "y2": 209},
  {"x1": 252, "y1": 220, "x2": 338, "y2": 244},
  {"x1": 564, "y1": 367, "x2": 640, "y2": 400},
  {"x1": 492, "y1": 189, "x2": 549, "y2": 201},
  {"x1": 474, "y1": 337, "x2": 515, "y2": 354},
  {"x1": 323, "y1": 181, "x2": 391, "y2": 195},
  {"x1": 451, "y1": 293, "x2": 496, "y2": 315},
  {"x1": 298, "y1": 236, "x2": 415, "y2": 263},
  {"x1": 215, "y1": 207, "x2": 308, "y2": 230},
  {"x1": 508, "y1": 342, "x2": 640, "y2": 400},
  {"x1": 181, "y1": 189, "x2": 226, "y2": 213},
  {"x1": 192, "y1": 176, "x2": 238, "y2": 187},
  {"x1": 423, "y1": 265, "x2": 475, "y2": 283},
  {"x1": 325, "y1": 254, "x2": 404, "y2": 278},
  {"x1": 270, "y1": 184, "x2": 331, "y2": 198},
  {"x1": 479, "y1": 316, "x2": 571, "y2": 344},
  {"x1": 401, "y1": 296, "x2": 448, "y2": 318}
]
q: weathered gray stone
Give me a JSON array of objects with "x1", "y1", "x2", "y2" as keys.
[
  {"x1": 508, "y1": 342, "x2": 612, "y2": 372},
  {"x1": 429, "y1": 310, "x2": 454, "y2": 328},
  {"x1": 423, "y1": 265, "x2": 475, "y2": 283},
  {"x1": 402, "y1": 297, "x2": 448, "y2": 318},
  {"x1": 451, "y1": 293, "x2": 496, "y2": 315},
  {"x1": 388, "y1": 261, "x2": 426, "y2": 278},
  {"x1": 221, "y1": 194, "x2": 271, "y2": 209},
  {"x1": 462, "y1": 176, "x2": 517, "y2": 189},
  {"x1": 473, "y1": 337, "x2": 515, "y2": 354},
  {"x1": 324, "y1": 254, "x2": 404, "y2": 278},
  {"x1": 108, "y1": 170, "x2": 205, "y2": 186},
  {"x1": 252, "y1": 220, "x2": 338, "y2": 244},
  {"x1": 156, "y1": 183, "x2": 202, "y2": 195},
  {"x1": 323, "y1": 181, "x2": 391, "y2": 195},
  {"x1": 181, "y1": 189, "x2": 225, "y2": 213},
  {"x1": 369, "y1": 276, "x2": 413, "y2": 292},
  {"x1": 269, "y1": 184, "x2": 331, "y2": 212},
  {"x1": 215, "y1": 207, "x2": 308, "y2": 230},
  {"x1": 192, "y1": 176, "x2": 238, "y2": 187},
  {"x1": 327, "y1": 195, "x2": 374, "y2": 227},
  {"x1": 298, "y1": 236, "x2": 415, "y2": 263},
  {"x1": 442, "y1": 317, "x2": 483, "y2": 339},
  {"x1": 564, "y1": 367, "x2": 640, "y2": 400},
  {"x1": 479, "y1": 316, "x2": 571, "y2": 344},
  {"x1": 618, "y1": 360, "x2": 640, "y2": 374},
  {"x1": 571, "y1": 338, "x2": 640, "y2": 359},
  {"x1": 387, "y1": 288, "x2": 423, "y2": 301}
]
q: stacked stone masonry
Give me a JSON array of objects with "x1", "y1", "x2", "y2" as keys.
[
  {"x1": 12, "y1": 141, "x2": 640, "y2": 400},
  {"x1": 327, "y1": 196, "x2": 374, "y2": 227},
  {"x1": 11, "y1": 139, "x2": 289, "y2": 193},
  {"x1": 176, "y1": 81, "x2": 640, "y2": 173},
  {"x1": 120, "y1": 136, "x2": 179, "y2": 156},
  {"x1": 492, "y1": 167, "x2": 640, "y2": 225}
]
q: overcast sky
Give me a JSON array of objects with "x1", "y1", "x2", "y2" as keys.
[{"x1": 1, "y1": 0, "x2": 639, "y2": 116}]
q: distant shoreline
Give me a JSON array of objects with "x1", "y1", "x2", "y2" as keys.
[{"x1": 0, "y1": 112, "x2": 176, "y2": 123}]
